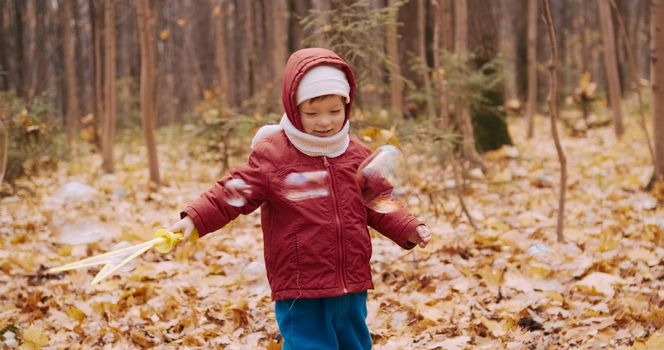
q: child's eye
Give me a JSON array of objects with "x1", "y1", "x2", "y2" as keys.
[
  {"x1": 304, "y1": 112, "x2": 317, "y2": 117},
  {"x1": 331, "y1": 110, "x2": 342, "y2": 114}
]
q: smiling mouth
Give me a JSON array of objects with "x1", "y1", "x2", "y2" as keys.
[{"x1": 316, "y1": 129, "x2": 333, "y2": 135}]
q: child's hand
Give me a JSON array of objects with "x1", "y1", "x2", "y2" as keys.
[
  {"x1": 408, "y1": 225, "x2": 431, "y2": 248},
  {"x1": 167, "y1": 216, "x2": 196, "y2": 241}
]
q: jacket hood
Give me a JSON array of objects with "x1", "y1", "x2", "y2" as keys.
[{"x1": 281, "y1": 48, "x2": 356, "y2": 132}]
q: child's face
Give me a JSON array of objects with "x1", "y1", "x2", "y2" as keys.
[{"x1": 298, "y1": 95, "x2": 345, "y2": 137}]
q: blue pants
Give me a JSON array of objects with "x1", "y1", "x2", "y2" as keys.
[{"x1": 275, "y1": 292, "x2": 372, "y2": 350}]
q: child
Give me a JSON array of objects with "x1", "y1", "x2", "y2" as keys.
[{"x1": 168, "y1": 47, "x2": 431, "y2": 349}]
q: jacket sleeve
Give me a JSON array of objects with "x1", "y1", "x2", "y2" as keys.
[
  {"x1": 181, "y1": 149, "x2": 269, "y2": 237},
  {"x1": 368, "y1": 208, "x2": 422, "y2": 250},
  {"x1": 361, "y1": 168, "x2": 422, "y2": 250}
]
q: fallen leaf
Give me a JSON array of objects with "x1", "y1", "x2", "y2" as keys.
[
  {"x1": 575, "y1": 272, "x2": 624, "y2": 298},
  {"x1": 21, "y1": 325, "x2": 48, "y2": 348}
]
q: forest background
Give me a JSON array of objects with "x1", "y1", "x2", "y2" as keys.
[{"x1": 1, "y1": 0, "x2": 664, "y2": 349}]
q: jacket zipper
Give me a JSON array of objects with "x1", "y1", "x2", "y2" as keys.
[{"x1": 323, "y1": 156, "x2": 348, "y2": 293}]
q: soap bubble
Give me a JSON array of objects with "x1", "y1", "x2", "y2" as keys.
[
  {"x1": 224, "y1": 178, "x2": 251, "y2": 207},
  {"x1": 357, "y1": 145, "x2": 405, "y2": 213},
  {"x1": 283, "y1": 170, "x2": 330, "y2": 202}
]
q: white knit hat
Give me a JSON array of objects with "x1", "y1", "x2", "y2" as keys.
[{"x1": 296, "y1": 65, "x2": 350, "y2": 105}]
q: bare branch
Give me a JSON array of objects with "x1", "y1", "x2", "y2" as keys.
[{"x1": 541, "y1": 0, "x2": 567, "y2": 242}]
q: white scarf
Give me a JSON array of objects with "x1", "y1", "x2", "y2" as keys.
[{"x1": 251, "y1": 114, "x2": 349, "y2": 158}]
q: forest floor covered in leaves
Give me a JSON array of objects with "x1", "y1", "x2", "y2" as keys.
[{"x1": 1, "y1": 115, "x2": 663, "y2": 349}]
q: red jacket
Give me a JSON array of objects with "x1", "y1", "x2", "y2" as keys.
[{"x1": 183, "y1": 48, "x2": 422, "y2": 300}]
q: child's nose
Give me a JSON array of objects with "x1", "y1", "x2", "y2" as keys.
[{"x1": 318, "y1": 115, "x2": 333, "y2": 126}]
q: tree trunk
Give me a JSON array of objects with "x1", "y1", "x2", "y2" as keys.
[
  {"x1": 312, "y1": 0, "x2": 331, "y2": 47},
  {"x1": 90, "y1": 0, "x2": 104, "y2": 150},
  {"x1": 63, "y1": 0, "x2": 80, "y2": 148},
  {"x1": 386, "y1": 0, "x2": 403, "y2": 118},
  {"x1": 417, "y1": 0, "x2": 434, "y2": 118},
  {"x1": 432, "y1": 0, "x2": 450, "y2": 131},
  {"x1": 542, "y1": 0, "x2": 567, "y2": 242},
  {"x1": 72, "y1": 1, "x2": 89, "y2": 116},
  {"x1": 499, "y1": 0, "x2": 518, "y2": 102},
  {"x1": 136, "y1": 0, "x2": 160, "y2": 186},
  {"x1": 213, "y1": 0, "x2": 230, "y2": 112},
  {"x1": 33, "y1": 0, "x2": 49, "y2": 98},
  {"x1": 598, "y1": 0, "x2": 625, "y2": 137},
  {"x1": 12, "y1": 0, "x2": 27, "y2": 98},
  {"x1": 526, "y1": 0, "x2": 538, "y2": 138},
  {"x1": 0, "y1": 0, "x2": 8, "y2": 90},
  {"x1": 184, "y1": 1, "x2": 206, "y2": 100},
  {"x1": 0, "y1": 121, "x2": 8, "y2": 185},
  {"x1": 652, "y1": 0, "x2": 664, "y2": 182},
  {"x1": 609, "y1": 0, "x2": 656, "y2": 187},
  {"x1": 454, "y1": 0, "x2": 482, "y2": 166},
  {"x1": 268, "y1": 0, "x2": 288, "y2": 112},
  {"x1": 289, "y1": 0, "x2": 308, "y2": 52},
  {"x1": 440, "y1": 0, "x2": 454, "y2": 52},
  {"x1": 580, "y1": 0, "x2": 589, "y2": 74},
  {"x1": 102, "y1": 0, "x2": 117, "y2": 173}
]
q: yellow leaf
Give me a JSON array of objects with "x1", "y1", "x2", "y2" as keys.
[
  {"x1": 575, "y1": 272, "x2": 624, "y2": 298},
  {"x1": 266, "y1": 339, "x2": 283, "y2": 350},
  {"x1": 65, "y1": 306, "x2": 86, "y2": 322},
  {"x1": 583, "y1": 309, "x2": 602, "y2": 317},
  {"x1": 57, "y1": 245, "x2": 72, "y2": 256},
  {"x1": 480, "y1": 317, "x2": 507, "y2": 337},
  {"x1": 474, "y1": 232, "x2": 500, "y2": 249},
  {"x1": 645, "y1": 331, "x2": 664, "y2": 350},
  {"x1": 596, "y1": 231, "x2": 617, "y2": 252},
  {"x1": 130, "y1": 330, "x2": 155, "y2": 348},
  {"x1": 159, "y1": 29, "x2": 170, "y2": 40},
  {"x1": 478, "y1": 266, "x2": 504, "y2": 288},
  {"x1": 544, "y1": 291, "x2": 564, "y2": 304},
  {"x1": 21, "y1": 325, "x2": 48, "y2": 348},
  {"x1": 525, "y1": 261, "x2": 552, "y2": 278},
  {"x1": 359, "y1": 127, "x2": 381, "y2": 142}
]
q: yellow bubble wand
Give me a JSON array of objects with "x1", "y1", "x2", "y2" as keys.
[{"x1": 48, "y1": 229, "x2": 188, "y2": 285}]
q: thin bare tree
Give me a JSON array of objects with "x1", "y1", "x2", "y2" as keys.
[
  {"x1": 498, "y1": 0, "x2": 518, "y2": 103},
  {"x1": 62, "y1": 0, "x2": 80, "y2": 148},
  {"x1": 432, "y1": 0, "x2": 450, "y2": 131},
  {"x1": 652, "y1": 0, "x2": 664, "y2": 183},
  {"x1": 454, "y1": 0, "x2": 482, "y2": 167},
  {"x1": 0, "y1": 120, "x2": 7, "y2": 185},
  {"x1": 268, "y1": 0, "x2": 288, "y2": 112},
  {"x1": 526, "y1": 0, "x2": 538, "y2": 138},
  {"x1": 608, "y1": 0, "x2": 656, "y2": 189},
  {"x1": 101, "y1": 0, "x2": 117, "y2": 173},
  {"x1": 213, "y1": 0, "x2": 229, "y2": 111},
  {"x1": 598, "y1": 0, "x2": 625, "y2": 138},
  {"x1": 542, "y1": 0, "x2": 567, "y2": 242},
  {"x1": 417, "y1": 0, "x2": 434, "y2": 118},
  {"x1": 386, "y1": 0, "x2": 403, "y2": 118},
  {"x1": 137, "y1": 0, "x2": 161, "y2": 186},
  {"x1": 90, "y1": 0, "x2": 104, "y2": 150}
]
